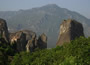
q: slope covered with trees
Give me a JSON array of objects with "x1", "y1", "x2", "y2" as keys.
[
  {"x1": 10, "y1": 36, "x2": 90, "y2": 65},
  {"x1": 0, "y1": 37, "x2": 15, "y2": 65}
]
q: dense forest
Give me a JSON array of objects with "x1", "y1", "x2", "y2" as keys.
[{"x1": 0, "y1": 36, "x2": 90, "y2": 65}]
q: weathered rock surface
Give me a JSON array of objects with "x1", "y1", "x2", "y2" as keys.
[
  {"x1": 0, "y1": 18, "x2": 47, "y2": 52},
  {"x1": 21, "y1": 30, "x2": 36, "y2": 41},
  {"x1": 37, "y1": 33, "x2": 47, "y2": 49},
  {"x1": 10, "y1": 31, "x2": 47, "y2": 52},
  {"x1": 26, "y1": 34, "x2": 37, "y2": 52},
  {"x1": 0, "y1": 18, "x2": 9, "y2": 43},
  {"x1": 10, "y1": 30, "x2": 36, "y2": 43},
  {"x1": 10, "y1": 30, "x2": 36, "y2": 52},
  {"x1": 10, "y1": 31, "x2": 27, "y2": 52},
  {"x1": 56, "y1": 19, "x2": 84, "y2": 46}
]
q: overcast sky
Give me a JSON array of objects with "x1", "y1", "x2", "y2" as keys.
[{"x1": 0, "y1": 0, "x2": 90, "y2": 19}]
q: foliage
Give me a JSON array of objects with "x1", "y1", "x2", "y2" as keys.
[
  {"x1": 0, "y1": 38, "x2": 16, "y2": 65},
  {"x1": 11, "y1": 36, "x2": 90, "y2": 65}
]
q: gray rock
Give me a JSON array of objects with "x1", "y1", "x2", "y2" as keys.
[
  {"x1": 0, "y1": 18, "x2": 9, "y2": 43},
  {"x1": 26, "y1": 35, "x2": 37, "y2": 52},
  {"x1": 37, "y1": 33, "x2": 47, "y2": 49},
  {"x1": 10, "y1": 31, "x2": 27, "y2": 52},
  {"x1": 10, "y1": 30, "x2": 37, "y2": 52},
  {"x1": 21, "y1": 30, "x2": 36, "y2": 41},
  {"x1": 56, "y1": 19, "x2": 84, "y2": 46}
]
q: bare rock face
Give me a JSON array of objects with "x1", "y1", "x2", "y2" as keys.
[
  {"x1": 10, "y1": 31, "x2": 27, "y2": 52},
  {"x1": 0, "y1": 18, "x2": 9, "y2": 43},
  {"x1": 21, "y1": 30, "x2": 36, "y2": 41},
  {"x1": 37, "y1": 33, "x2": 47, "y2": 49},
  {"x1": 10, "y1": 30, "x2": 36, "y2": 52},
  {"x1": 0, "y1": 18, "x2": 47, "y2": 52},
  {"x1": 26, "y1": 34, "x2": 37, "y2": 52},
  {"x1": 56, "y1": 19, "x2": 84, "y2": 46},
  {"x1": 10, "y1": 30, "x2": 36, "y2": 43}
]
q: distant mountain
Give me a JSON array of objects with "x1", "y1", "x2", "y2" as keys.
[{"x1": 0, "y1": 4, "x2": 90, "y2": 48}]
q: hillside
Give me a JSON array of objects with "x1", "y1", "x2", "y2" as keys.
[
  {"x1": 0, "y1": 36, "x2": 89, "y2": 65},
  {"x1": 0, "y1": 4, "x2": 90, "y2": 47}
]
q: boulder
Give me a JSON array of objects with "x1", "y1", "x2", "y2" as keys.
[{"x1": 56, "y1": 19, "x2": 84, "y2": 46}]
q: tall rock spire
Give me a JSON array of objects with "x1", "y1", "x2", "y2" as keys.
[
  {"x1": 0, "y1": 18, "x2": 9, "y2": 43},
  {"x1": 56, "y1": 19, "x2": 84, "y2": 46}
]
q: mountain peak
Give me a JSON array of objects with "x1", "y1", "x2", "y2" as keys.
[
  {"x1": 41, "y1": 4, "x2": 60, "y2": 9},
  {"x1": 45, "y1": 4, "x2": 59, "y2": 7}
]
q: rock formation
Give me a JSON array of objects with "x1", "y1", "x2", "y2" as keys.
[
  {"x1": 56, "y1": 19, "x2": 84, "y2": 46},
  {"x1": 26, "y1": 34, "x2": 37, "y2": 52},
  {"x1": 10, "y1": 31, "x2": 27, "y2": 52},
  {"x1": 0, "y1": 18, "x2": 47, "y2": 52},
  {"x1": 0, "y1": 18, "x2": 9, "y2": 43},
  {"x1": 10, "y1": 30, "x2": 47, "y2": 52},
  {"x1": 37, "y1": 33, "x2": 47, "y2": 49},
  {"x1": 21, "y1": 30, "x2": 36, "y2": 41},
  {"x1": 10, "y1": 30, "x2": 36, "y2": 52},
  {"x1": 10, "y1": 30, "x2": 36, "y2": 43}
]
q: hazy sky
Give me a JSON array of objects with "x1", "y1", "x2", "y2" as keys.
[{"x1": 0, "y1": 0, "x2": 90, "y2": 19}]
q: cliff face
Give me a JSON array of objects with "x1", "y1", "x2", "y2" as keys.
[
  {"x1": 10, "y1": 30, "x2": 37, "y2": 52},
  {"x1": 0, "y1": 18, "x2": 9, "y2": 43},
  {"x1": 26, "y1": 34, "x2": 37, "y2": 52},
  {"x1": 56, "y1": 19, "x2": 84, "y2": 46},
  {"x1": 10, "y1": 30, "x2": 36, "y2": 43},
  {"x1": 10, "y1": 30, "x2": 47, "y2": 52},
  {"x1": 10, "y1": 31, "x2": 27, "y2": 52},
  {"x1": 37, "y1": 33, "x2": 47, "y2": 49}
]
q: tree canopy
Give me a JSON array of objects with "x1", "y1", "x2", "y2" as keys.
[{"x1": 11, "y1": 36, "x2": 90, "y2": 65}]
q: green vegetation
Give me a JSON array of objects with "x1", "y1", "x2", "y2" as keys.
[
  {"x1": 0, "y1": 36, "x2": 90, "y2": 65},
  {"x1": 0, "y1": 38, "x2": 15, "y2": 65},
  {"x1": 10, "y1": 36, "x2": 90, "y2": 65}
]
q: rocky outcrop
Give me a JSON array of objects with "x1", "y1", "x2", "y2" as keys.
[
  {"x1": 0, "y1": 18, "x2": 9, "y2": 43},
  {"x1": 10, "y1": 30, "x2": 36, "y2": 43},
  {"x1": 56, "y1": 19, "x2": 84, "y2": 46},
  {"x1": 0, "y1": 18, "x2": 47, "y2": 52},
  {"x1": 10, "y1": 31, "x2": 27, "y2": 52},
  {"x1": 10, "y1": 30, "x2": 36, "y2": 52},
  {"x1": 26, "y1": 33, "x2": 48, "y2": 52},
  {"x1": 21, "y1": 30, "x2": 36, "y2": 41},
  {"x1": 10, "y1": 31, "x2": 47, "y2": 52},
  {"x1": 26, "y1": 34, "x2": 37, "y2": 52},
  {"x1": 37, "y1": 33, "x2": 47, "y2": 49}
]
